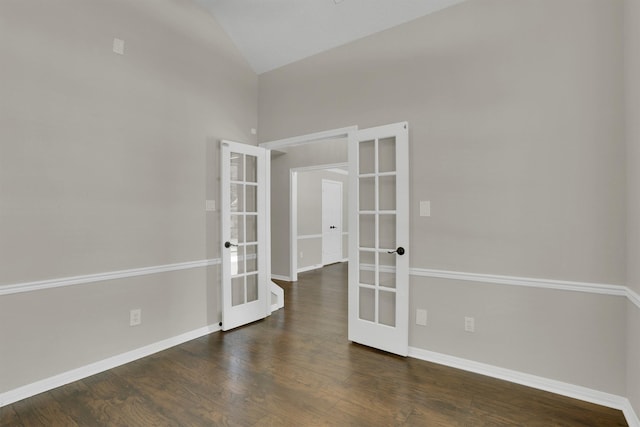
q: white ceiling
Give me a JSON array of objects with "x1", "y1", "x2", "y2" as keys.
[{"x1": 195, "y1": 0, "x2": 468, "y2": 74}]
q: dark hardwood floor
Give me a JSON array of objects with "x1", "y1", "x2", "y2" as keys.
[{"x1": 1, "y1": 262, "x2": 627, "y2": 426}]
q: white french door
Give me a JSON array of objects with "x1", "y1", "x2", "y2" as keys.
[
  {"x1": 348, "y1": 122, "x2": 409, "y2": 356},
  {"x1": 221, "y1": 141, "x2": 269, "y2": 331}
]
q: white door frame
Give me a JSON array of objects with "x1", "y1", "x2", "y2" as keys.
[
  {"x1": 289, "y1": 163, "x2": 348, "y2": 281},
  {"x1": 260, "y1": 126, "x2": 356, "y2": 282}
]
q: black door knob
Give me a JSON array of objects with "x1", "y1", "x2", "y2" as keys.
[
  {"x1": 388, "y1": 247, "x2": 405, "y2": 256},
  {"x1": 224, "y1": 241, "x2": 238, "y2": 248}
]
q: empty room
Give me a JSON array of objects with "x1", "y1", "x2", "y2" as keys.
[{"x1": 1, "y1": 0, "x2": 639, "y2": 425}]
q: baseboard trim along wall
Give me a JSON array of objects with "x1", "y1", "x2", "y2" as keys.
[
  {"x1": 410, "y1": 268, "x2": 640, "y2": 310},
  {"x1": 271, "y1": 274, "x2": 292, "y2": 282},
  {"x1": 298, "y1": 264, "x2": 323, "y2": 273},
  {"x1": 0, "y1": 259, "x2": 222, "y2": 296},
  {"x1": 408, "y1": 347, "x2": 640, "y2": 427},
  {"x1": 0, "y1": 324, "x2": 222, "y2": 408}
]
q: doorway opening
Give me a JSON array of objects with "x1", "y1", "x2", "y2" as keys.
[
  {"x1": 291, "y1": 164, "x2": 349, "y2": 278},
  {"x1": 260, "y1": 126, "x2": 355, "y2": 282}
]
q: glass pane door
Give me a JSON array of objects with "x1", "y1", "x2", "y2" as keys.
[
  {"x1": 221, "y1": 141, "x2": 268, "y2": 331},
  {"x1": 349, "y1": 123, "x2": 409, "y2": 356},
  {"x1": 357, "y1": 137, "x2": 398, "y2": 327}
]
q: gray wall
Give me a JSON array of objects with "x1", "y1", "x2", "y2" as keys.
[
  {"x1": 270, "y1": 140, "x2": 347, "y2": 277},
  {"x1": 297, "y1": 169, "x2": 348, "y2": 270},
  {"x1": 259, "y1": 0, "x2": 627, "y2": 395},
  {"x1": 625, "y1": 0, "x2": 640, "y2": 415},
  {"x1": 0, "y1": 0, "x2": 256, "y2": 393}
]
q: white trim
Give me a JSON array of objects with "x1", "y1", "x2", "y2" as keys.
[
  {"x1": 410, "y1": 267, "x2": 629, "y2": 298},
  {"x1": 259, "y1": 126, "x2": 357, "y2": 151},
  {"x1": 271, "y1": 274, "x2": 291, "y2": 282},
  {"x1": 624, "y1": 400, "x2": 640, "y2": 427},
  {"x1": 291, "y1": 162, "x2": 349, "y2": 174},
  {"x1": 628, "y1": 287, "x2": 640, "y2": 310},
  {"x1": 298, "y1": 264, "x2": 323, "y2": 273},
  {"x1": 0, "y1": 324, "x2": 221, "y2": 408},
  {"x1": 298, "y1": 234, "x2": 322, "y2": 240},
  {"x1": 0, "y1": 259, "x2": 221, "y2": 296},
  {"x1": 408, "y1": 347, "x2": 639, "y2": 427},
  {"x1": 326, "y1": 168, "x2": 349, "y2": 176}
]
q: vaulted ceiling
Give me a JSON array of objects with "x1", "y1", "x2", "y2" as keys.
[{"x1": 195, "y1": 0, "x2": 468, "y2": 74}]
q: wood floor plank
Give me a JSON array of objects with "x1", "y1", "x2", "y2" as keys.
[{"x1": 1, "y1": 262, "x2": 628, "y2": 426}]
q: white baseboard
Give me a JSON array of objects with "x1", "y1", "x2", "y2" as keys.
[
  {"x1": 271, "y1": 274, "x2": 291, "y2": 282},
  {"x1": 408, "y1": 347, "x2": 639, "y2": 427},
  {"x1": 0, "y1": 323, "x2": 221, "y2": 408},
  {"x1": 298, "y1": 264, "x2": 323, "y2": 273}
]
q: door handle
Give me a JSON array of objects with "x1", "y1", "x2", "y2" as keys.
[
  {"x1": 330, "y1": 225, "x2": 336, "y2": 229},
  {"x1": 388, "y1": 247, "x2": 405, "y2": 256},
  {"x1": 224, "y1": 241, "x2": 238, "y2": 248}
]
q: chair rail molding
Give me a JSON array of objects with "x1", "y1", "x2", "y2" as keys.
[{"x1": 0, "y1": 259, "x2": 221, "y2": 296}]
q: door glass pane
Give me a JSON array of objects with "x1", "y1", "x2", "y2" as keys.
[
  {"x1": 232, "y1": 276, "x2": 245, "y2": 307},
  {"x1": 246, "y1": 155, "x2": 257, "y2": 183},
  {"x1": 379, "y1": 291, "x2": 396, "y2": 326},
  {"x1": 359, "y1": 140, "x2": 375, "y2": 174},
  {"x1": 246, "y1": 274, "x2": 258, "y2": 302},
  {"x1": 230, "y1": 214, "x2": 244, "y2": 244},
  {"x1": 359, "y1": 214, "x2": 375, "y2": 248},
  {"x1": 246, "y1": 185, "x2": 257, "y2": 213},
  {"x1": 378, "y1": 137, "x2": 396, "y2": 173},
  {"x1": 231, "y1": 184, "x2": 244, "y2": 212},
  {"x1": 379, "y1": 175, "x2": 396, "y2": 211},
  {"x1": 246, "y1": 244, "x2": 257, "y2": 273},
  {"x1": 359, "y1": 251, "x2": 375, "y2": 285},
  {"x1": 359, "y1": 177, "x2": 375, "y2": 211},
  {"x1": 359, "y1": 287, "x2": 375, "y2": 322},
  {"x1": 246, "y1": 215, "x2": 257, "y2": 243},
  {"x1": 231, "y1": 153, "x2": 244, "y2": 181},
  {"x1": 235, "y1": 245, "x2": 245, "y2": 274},
  {"x1": 379, "y1": 214, "x2": 395, "y2": 250},
  {"x1": 379, "y1": 252, "x2": 396, "y2": 289}
]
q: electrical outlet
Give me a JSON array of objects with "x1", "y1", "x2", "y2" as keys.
[
  {"x1": 464, "y1": 316, "x2": 475, "y2": 332},
  {"x1": 205, "y1": 200, "x2": 216, "y2": 211},
  {"x1": 300, "y1": 251, "x2": 304, "y2": 259},
  {"x1": 416, "y1": 309, "x2": 427, "y2": 326},
  {"x1": 130, "y1": 309, "x2": 142, "y2": 326}
]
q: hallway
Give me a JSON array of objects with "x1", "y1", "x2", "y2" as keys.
[{"x1": 2, "y1": 263, "x2": 627, "y2": 426}]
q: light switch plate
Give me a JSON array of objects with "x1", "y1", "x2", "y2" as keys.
[
  {"x1": 420, "y1": 200, "x2": 431, "y2": 217},
  {"x1": 205, "y1": 200, "x2": 216, "y2": 211},
  {"x1": 416, "y1": 309, "x2": 427, "y2": 326},
  {"x1": 113, "y1": 38, "x2": 125, "y2": 55}
]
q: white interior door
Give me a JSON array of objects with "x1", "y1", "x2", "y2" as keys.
[
  {"x1": 322, "y1": 179, "x2": 343, "y2": 265},
  {"x1": 348, "y1": 122, "x2": 409, "y2": 356},
  {"x1": 221, "y1": 140, "x2": 269, "y2": 331}
]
